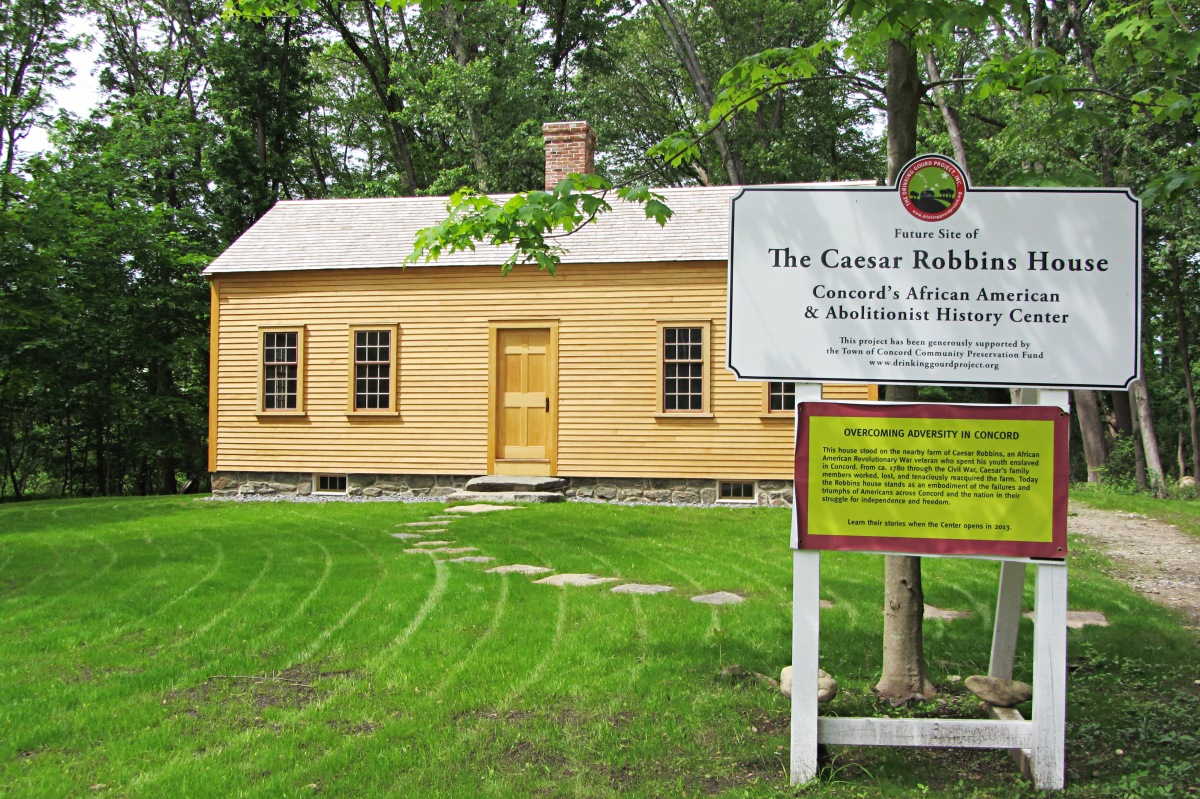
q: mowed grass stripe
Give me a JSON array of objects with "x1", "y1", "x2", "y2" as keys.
[
  {"x1": 251, "y1": 567, "x2": 516, "y2": 796},
  {"x1": 122, "y1": 517, "x2": 430, "y2": 795},
  {"x1": 141, "y1": 553, "x2": 501, "y2": 797}
]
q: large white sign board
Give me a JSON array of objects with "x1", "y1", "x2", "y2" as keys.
[{"x1": 728, "y1": 171, "x2": 1141, "y2": 389}]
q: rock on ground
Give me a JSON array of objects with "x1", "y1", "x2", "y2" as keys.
[
  {"x1": 965, "y1": 675, "x2": 1033, "y2": 707},
  {"x1": 485, "y1": 564, "x2": 554, "y2": 575},
  {"x1": 533, "y1": 573, "x2": 619, "y2": 587},
  {"x1": 780, "y1": 666, "x2": 838, "y2": 702},
  {"x1": 611, "y1": 583, "x2": 674, "y2": 595},
  {"x1": 691, "y1": 591, "x2": 744, "y2": 605}
]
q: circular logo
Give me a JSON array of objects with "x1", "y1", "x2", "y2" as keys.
[{"x1": 899, "y1": 155, "x2": 967, "y2": 222}]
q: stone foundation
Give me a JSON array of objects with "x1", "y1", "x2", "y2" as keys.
[
  {"x1": 564, "y1": 477, "x2": 792, "y2": 507},
  {"x1": 210, "y1": 472, "x2": 472, "y2": 499},
  {"x1": 209, "y1": 472, "x2": 793, "y2": 506}
]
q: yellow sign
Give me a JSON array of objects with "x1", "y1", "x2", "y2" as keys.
[{"x1": 797, "y1": 403, "x2": 1068, "y2": 558}]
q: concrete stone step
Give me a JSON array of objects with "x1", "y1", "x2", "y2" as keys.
[
  {"x1": 464, "y1": 475, "x2": 568, "y2": 493},
  {"x1": 443, "y1": 490, "x2": 566, "y2": 504}
]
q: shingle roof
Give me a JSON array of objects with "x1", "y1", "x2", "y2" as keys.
[{"x1": 202, "y1": 182, "x2": 871, "y2": 275}]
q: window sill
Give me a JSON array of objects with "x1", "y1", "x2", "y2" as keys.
[
  {"x1": 345, "y1": 411, "x2": 401, "y2": 420},
  {"x1": 256, "y1": 412, "x2": 308, "y2": 421},
  {"x1": 653, "y1": 412, "x2": 715, "y2": 420}
]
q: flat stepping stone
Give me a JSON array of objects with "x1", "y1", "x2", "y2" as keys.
[
  {"x1": 533, "y1": 573, "x2": 619, "y2": 587},
  {"x1": 446, "y1": 504, "x2": 521, "y2": 514},
  {"x1": 399, "y1": 521, "x2": 452, "y2": 528},
  {"x1": 1024, "y1": 610, "x2": 1110, "y2": 628},
  {"x1": 391, "y1": 532, "x2": 423, "y2": 540},
  {"x1": 485, "y1": 564, "x2": 554, "y2": 576},
  {"x1": 465, "y1": 475, "x2": 567, "y2": 492},
  {"x1": 691, "y1": 592, "x2": 744, "y2": 605},
  {"x1": 425, "y1": 547, "x2": 479, "y2": 555},
  {"x1": 924, "y1": 604, "x2": 974, "y2": 621},
  {"x1": 447, "y1": 556, "x2": 495, "y2": 564},
  {"x1": 412, "y1": 540, "x2": 455, "y2": 547},
  {"x1": 820, "y1": 599, "x2": 835, "y2": 609},
  {"x1": 426, "y1": 516, "x2": 458, "y2": 521},
  {"x1": 611, "y1": 583, "x2": 674, "y2": 595}
]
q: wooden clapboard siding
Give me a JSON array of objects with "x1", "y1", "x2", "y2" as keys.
[
  {"x1": 212, "y1": 262, "x2": 875, "y2": 479},
  {"x1": 823, "y1": 383, "x2": 880, "y2": 401}
]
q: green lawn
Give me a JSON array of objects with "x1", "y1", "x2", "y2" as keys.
[{"x1": 0, "y1": 496, "x2": 1195, "y2": 798}]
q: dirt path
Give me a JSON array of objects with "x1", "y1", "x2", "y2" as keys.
[{"x1": 1069, "y1": 503, "x2": 1200, "y2": 630}]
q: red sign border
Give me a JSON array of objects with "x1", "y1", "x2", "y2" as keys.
[{"x1": 796, "y1": 402, "x2": 1069, "y2": 560}]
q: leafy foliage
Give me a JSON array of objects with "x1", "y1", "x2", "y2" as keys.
[{"x1": 407, "y1": 174, "x2": 671, "y2": 274}]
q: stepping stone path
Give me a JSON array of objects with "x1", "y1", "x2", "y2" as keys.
[
  {"x1": 692, "y1": 592, "x2": 744, "y2": 605},
  {"x1": 389, "y1": 509, "x2": 761, "y2": 607},
  {"x1": 924, "y1": 604, "x2": 974, "y2": 621},
  {"x1": 485, "y1": 564, "x2": 554, "y2": 576},
  {"x1": 1024, "y1": 610, "x2": 1110, "y2": 628},
  {"x1": 611, "y1": 583, "x2": 674, "y2": 595},
  {"x1": 533, "y1": 574, "x2": 619, "y2": 588},
  {"x1": 446, "y1": 504, "x2": 519, "y2": 514}
]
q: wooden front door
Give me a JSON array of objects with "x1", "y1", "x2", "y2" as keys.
[{"x1": 494, "y1": 328, "x2": 555, "y2": 475}]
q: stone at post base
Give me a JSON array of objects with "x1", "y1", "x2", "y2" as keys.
[
  {"x1": 964, "y1": 675, "x2": 1033, "y2": 708},
  {"x1": 780, "y1": 666, "x2": 838, "y2": 703}
]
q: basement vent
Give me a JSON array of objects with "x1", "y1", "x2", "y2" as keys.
[
  {"x1": 717, "y1": 481, "x2": 756, "y2": 503},
  {"x1": 315, "y1": 474, "x2": 348, "y2": 494}
]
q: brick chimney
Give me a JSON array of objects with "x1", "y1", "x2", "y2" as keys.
[{"x1": 542, "y1": 121, "x2": 596, "y2": 190}]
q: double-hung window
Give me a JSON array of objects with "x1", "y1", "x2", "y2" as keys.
[
  {"x1": 658, "y1": 321, "x2": 711, "y2": 415},
  {"x1": 260, "y1": 328, "x2": 305, "y2": 413},
  {"x1": 349, "y1": 326, "x2": 397, "y2": 413}
]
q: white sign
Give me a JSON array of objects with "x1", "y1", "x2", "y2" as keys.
[{"x1": 728, "y1": 161, "x2": 1141, "y2": 389}]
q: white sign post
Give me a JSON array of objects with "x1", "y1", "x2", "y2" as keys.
[{"x1": 729, "y1": 158, "x2": 1142, "y2": 792}]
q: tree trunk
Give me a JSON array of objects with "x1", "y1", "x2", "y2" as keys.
[
  {"x1": 1073, "y1": 389, "x2": 1108, "y2": 482},
  {"x1": 921, "y1": 50, "x2": 970, "y2": 180},
  {"x1": 652, "y1": 0, "x2": 746, "y2": 184},
  {"x1": 876, "y1": 554, "x2": 936, "y2": 704},
  {"x1": 443, "y1": 6, "x2": 490, "y2": 191},
  {"x1": 1174, "y1": 277, "x2": 1199, "y2": 482},
  {"x1": 885, "y1": 39, "x2": 921, "y2": 184},
  {"x1": 1111, "y1": 390, "x2": 1132, "y2": 437},
  {"x1": 1129, "y1": 390, "x2": 1148, "y2": 489},
  {"x1": 876, "y1": 37, "x2": 932, "y2": 706},
  {"x1": 877, "y1": 383, "x2": 933, "y2": 701},
  {"x1": 1131, "y1": 375, "x2": 1166, "y2": 496}
]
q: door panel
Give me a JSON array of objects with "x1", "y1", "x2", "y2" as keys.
[{"x1": 496, "y1": 329, "x2": 552, "y2": 471}]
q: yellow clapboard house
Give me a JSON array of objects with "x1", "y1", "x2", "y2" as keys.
[{"x1": 203, "y1": 122, "x2": 875, "y2": 503}]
